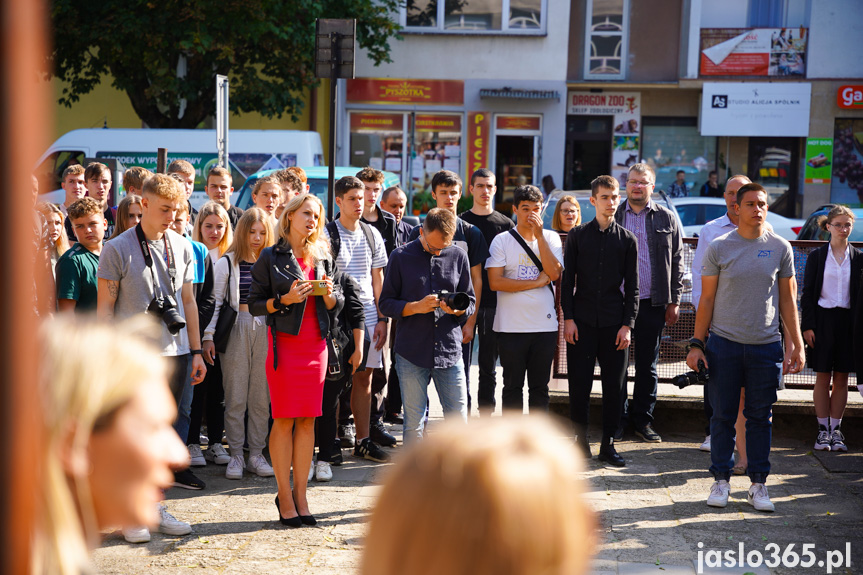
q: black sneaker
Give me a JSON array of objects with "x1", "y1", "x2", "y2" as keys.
[
  {"x1": 329, "y1": 439, "x2": 344, "y2": 466},
  {"x1": 173, "y1": 469, "x2": 206, "y2": 490},
  {"x1": 635, "y1": 424, "x2": 662, "y2": 443},
  {"x1": 370, "y1": 420, "x2": 397, "y2": 447},
  {"x1": 384, "y1": 412, "x2": 404, "y2": 425},
  {"x1": 338, "y1": 423, "x2": 356, "y2": 448},
  {"x1": 353, "y1": 438, "x2": 391, "y2": 463}
]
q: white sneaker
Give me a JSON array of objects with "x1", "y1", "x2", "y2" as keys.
[
  {"x1": 122, "y1": 526, "x2": 150, "y2": 543},
  {"x1": 188, "y1": 444, "x2": 206, "y2": 467},
  {"x1": 747, "y1": 483, "x2": 775, "y2": 512},
  {"x1": 226, "y1": 454, "x2": 245, "y2": 480},
  {"x1": 706, "y1": 479, "x2": 730, "y2": 508},
  {"x1": 205, "y1": 443, "x2": 231, "y2": 465},
  {"x1": 157, "y1": 504, "x2": 192, "y2": 535},
  {"x1": 830, "y1": 428, "x2": 847, "y2": 452},
  {"x1": 308, "y1": 460, "x2": 315, "y2": 482},
  {"x1": 248, "y1": 454, "x2": 275, "y2": 477},
  {"x1": 315, "y1": 460, "x2": 333, "y2": 482},
  {"x1": 699, "y1": 435, "x2": 711, "y2": 452},
  {"x1": 814, "y1": 426, "x2": 832, "y2": 451}
]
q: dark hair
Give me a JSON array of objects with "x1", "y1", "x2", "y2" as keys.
[
  {"x1": 422, "y1": 207, "x2": 457, "y2": 238},
  {"x1": 541, "y1": 175, "x2": 556, "y2": 195},
  {"x1": 381, "y1": 186, "x2": 406, "y2": 203},
  {"x1": 590, "y1": 175, "x2": 619, "y2": 197},
  {"x1": 84, "y1": 162, "x2": 110, "y2": 182},
  {"x1": 272, "y1": 169, "x2": 303, "y2": 194},
  {"x1": 734, "y1": 182, "x2": 767, "y2": 206},
  {"x1": 334, "y1": 175, "x2": 365, "y2": 198},
  {"x1": 676, "y1": 170, "x2": 685, "y2": 176},
  {"x1": 513, "y1": 185, "x2": 543, "y2": 208},
  {"x1": 431, "y1": 170, "x2": 462, "y2": 193},
  {"x1": 470, "y1": 168, "x2": 495, "y2": 186},
  {"x1": 356, "y1": 166, "x2": 385, "y2": 184},
  {"x1": 708, "y1": 170, "x2": 717, "y2": 177}
]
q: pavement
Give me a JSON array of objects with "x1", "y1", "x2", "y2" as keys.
[{"x1": 93, "y1": 367, "x2": 862, "y2": 575}]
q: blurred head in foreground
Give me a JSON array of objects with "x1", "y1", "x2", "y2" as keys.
[
  {"x1": 32, "y1": 317, "x2": 188, "y2": 575},
  {"x1": 362, "y1": 416, "x2": 595, "y2": 575}
]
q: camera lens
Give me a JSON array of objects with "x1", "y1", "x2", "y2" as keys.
[{"x1": 441, "y1": 292, "x2": 470, "y2": 311}]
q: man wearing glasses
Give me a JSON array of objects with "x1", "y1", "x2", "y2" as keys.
[{"x1": 614, "y1": 163, "x2": 684, "y2": 444}]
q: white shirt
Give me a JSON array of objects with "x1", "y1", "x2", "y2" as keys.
[
  {"x1": 818, "y1": 245, "x2": 851, "y2": 309},
  {"x1": 486, "y1": 229, "x2": 563, "y2": 333},
  {"x1": 691, "y1": 214, "x2": 736, "y2": 310}
]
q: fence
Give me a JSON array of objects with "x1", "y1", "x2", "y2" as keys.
[{"x1": 553, "y1": 239, "x2": 861, "y2": 391}]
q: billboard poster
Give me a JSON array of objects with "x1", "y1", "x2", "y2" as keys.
[
  {"x1": 830, "y1": 119, "x2": 863, "y2": 208},
  {"x1": 804, "y1": 139, "x2": 833, "y2": 184},
  {"x1": 700, "y1": 28, "x2": 807, "y2": 77},
  {"x1": 700, "y1": 82, "x2": 811, "y2": 137}
]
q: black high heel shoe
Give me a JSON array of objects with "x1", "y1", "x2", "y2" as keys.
[
  {"x1": 275, "y1": 495, "x2": 302, "y2": 528},
  {"x1": 292, "y1": 492, "x2": 317, "y2": 526}
]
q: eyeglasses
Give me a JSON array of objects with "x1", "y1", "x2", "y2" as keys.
[
  {"x1": 628, "y1": 180, "x2": 654, "y2": 187},
  {"x1": 560, "y1": 209, "x2": 579, "y2": 215},
  {"x1": 829, "y1": 223, "x2": 853, "y2": 230},
  {"x1": 422, "y1": 234, "x2": 446, "y2": 255}
]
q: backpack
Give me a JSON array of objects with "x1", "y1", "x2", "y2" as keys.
[{"x1": 326, "y1": 220, "x2": 377, "y2": 261}]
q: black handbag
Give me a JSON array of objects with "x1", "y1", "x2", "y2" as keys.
[{"x1": 213, "y1": 256, "x2": 238, "y2": 354}]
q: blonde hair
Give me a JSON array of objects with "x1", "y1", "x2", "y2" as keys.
[
  {"x1": 193, "y1": 201, "x2": 233, "y2": 256},
  {"x1": 551, "y1": 195, "x2": 582, "y2": 231},
  {"x1": 122, "y1": 167, "x2": 152, "y2": 192},
  {"x1": 110, "y1": 194, "x2": 143, "y2": 240},
  {"x1": 818, "y1": 205, "x2": 855, "y2": 231},
  {"x1": 36, "y1": 202, "x2": 70, "y2": 256},
  {"x1": 225, "y1": 207, "x2": 275, "y2": 264},
  {"x1": 31, "y1": 316, "x2": 168, "y2": 575},
  {"x1": 142, "y1": 173, "x2": 184, "y2": 202},
  {"x1": 167, "y1": 159, "x2": 195, "y2": 177},
  {"x1": 276, "y1": 194, "x2": 328, "y2": 265},
  {"x1": 362, "y1": 416, "x2": 595, "y2": 575}
]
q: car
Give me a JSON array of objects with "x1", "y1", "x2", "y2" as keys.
[
  {"x1": 796, "y1": 204, "x2": 863, "y2": 241},
  {"x1": 233, "y1": 166, "x2": 401, "y2": 215},
  {"x1": 672, "y1": 197, "x2": 805, "y2": 240},
  {"x1": 540, "y1": 189, "x2": 680, "y2": 231}
]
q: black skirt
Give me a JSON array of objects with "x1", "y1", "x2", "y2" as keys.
[{"x1": 808, "y1": 305, "x2": 855, "y2": 373}]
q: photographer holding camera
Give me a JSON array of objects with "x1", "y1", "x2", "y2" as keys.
[
  {"x1": 379, "y1": 208, "x2": 475, "y2": 442},
  {"x1": 98, "y1": 173, "x2": 207, "y2": 499}
]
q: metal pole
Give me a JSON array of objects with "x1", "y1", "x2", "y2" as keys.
[
  {"x1": 216, "y1": 75, "x2": 229, "y2": 169},
  {"x1": 327, "y1": 32, "x2": 339, "y2": 222}
]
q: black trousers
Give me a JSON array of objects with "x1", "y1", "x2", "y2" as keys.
[
  {"x1": 475, "y1": 307, "x2": 500, "y2": 414},
  {"x1": 622, "y1": 300, "x2": 665, "y2": 428},
  {"x1": 498, "y1": 331, "x2": 556, "y2": 413},
  {"x1": 566, "y1": 324, "x2": 628, "y2": 439},
  {"x1": 317, "y1": 373, "x2": 351, "y2": 461},
  {"x1": 385, "y1": 320, "x2": 403, "y2": 415},
  {"x1": 186, "y1": 355, "x2": 225, "y2": 446}
]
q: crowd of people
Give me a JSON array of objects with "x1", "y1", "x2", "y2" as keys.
[{"x1": 27, "y1": 156, "x2": 863, "y2": 573}]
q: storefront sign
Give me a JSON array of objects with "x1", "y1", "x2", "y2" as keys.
[
  {"x1": 700, "y1": 28, "x2": 807, "y2": 77},
  {"x1": 701, "y1": 82, "x2": 811, "y2": 137},
  {"x1": 349, "y1": 113, "x2": 404, "y2": 132},
  {"x1": 466, "y1": 112, "x2": 490, "y2": 184},
  {"x1": 830, "y1": 119, "x2": 863, "y2": 207},
  {"x1": 415, "y1": 114, "x2": 461, "y2": 132},
  {"x1": 347, "y1": 78, "x2": 464, "y2": 105},
  {"x1": 567, "y1": 92, "x2": 639, "y2": 116},
  {"x1": 804, "y1": 139, "x2": 833, "y2": 184},
  {"x1": 496, "y1": 115, "x2": 541, "y2": 131},
  {"x1": 838, "y1": 85, "x2": 863, "y2": 109}
]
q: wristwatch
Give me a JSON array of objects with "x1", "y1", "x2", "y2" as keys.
[
  {"x1": 687, "y1": 337, "x2": 706, "y2": 352},
  {"x1": 190, "y1": 349, "x2": 203, "y2": 356},
  {"x1": 378, "y1": 317, "x2": 389, "y2": 324}
]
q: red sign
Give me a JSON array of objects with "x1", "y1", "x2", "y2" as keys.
[
  {"x1": 347, "y1": 78, "x2": 464, "y2": 105},
  {"x1": 838, "y1": 85, "x2": 863, "y2": 109},
  {"x1": 415, "y1": 114, "x2": 461, "y2": 132},
  {"x1": 496, "y1": 116, "x2": 541, "y2": 131},
  {"x1": 466, "y1": 112, "x2": 490, "y2": 184},
  {"x1": 350, "y1": 113, "x2": 403, "y2": 132},
  {"x1": 700, "y1": 28, "x2": 807, "y2": 77}
]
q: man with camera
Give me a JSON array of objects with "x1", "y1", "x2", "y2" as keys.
[
  {"x1": 686, "y1": 183, "x2": 804, "y2": 512},
  {"x1": 380, "y1": 208, "x2": 475, "y2": 442}
]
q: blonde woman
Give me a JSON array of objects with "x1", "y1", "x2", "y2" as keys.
[
  {"x1": 36, "y1": 202, "x2": 70, "y2": 275},
  {"x1": 203, "y1": 208, "x2": 276, "y2": 480},
  {"x1": 193, "y1": 200, "x2": 233, "y2": 260},
  {"x1": 109, "y1": 194, "x2": 143, "y2": 240},
  {"x1": 362, "y1": 416, "x2": 595, "y2": 575},
  {"x1": 248, "y1": 194, "x2": 342, "y2": 527},
  {"x1": 31, "y1": 317, "x2": 189, "y2": 575}
]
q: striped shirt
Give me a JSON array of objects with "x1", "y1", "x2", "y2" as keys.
[
  {"x1": 325, "y1": 219, "x2": 388, "y2": 327},
  {"x1": 624, "y1": 202, "x2": 653, "y2": 300}
]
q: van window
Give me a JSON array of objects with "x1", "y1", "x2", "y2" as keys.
[{"x1": 35, "y1": 150, "x2": 85, "y2": 194}]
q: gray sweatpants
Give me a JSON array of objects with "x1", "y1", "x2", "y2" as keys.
[{"x1": 220, "y1": 311, "x2": 270, "y2": 457}]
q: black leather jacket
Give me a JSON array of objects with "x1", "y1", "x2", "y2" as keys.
[{"x1": 248, "y1": 239, "x2": 344, "y2": 338}]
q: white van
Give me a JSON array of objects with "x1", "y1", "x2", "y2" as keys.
[{"x1": 34, "y1": 128, "x2": 324, "y2": 208}]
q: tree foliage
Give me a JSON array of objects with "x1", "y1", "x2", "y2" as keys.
[{"x1": 47, "y1": 0, "x2": 401, "y2": 128}]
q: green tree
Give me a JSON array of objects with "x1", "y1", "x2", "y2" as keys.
[{"x1": 47, "y1": 0, "x2": 401, "y2": 128}]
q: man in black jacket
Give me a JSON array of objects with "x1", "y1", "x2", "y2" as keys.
[{"x1": 562, "y1": 175, "x2": 638, "y2": 467}]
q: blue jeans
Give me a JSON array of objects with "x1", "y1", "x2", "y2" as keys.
[
  {"x1": 172, "y1": 355, "x2": 194, "y2": 444},
  {"x1": 706, "y1": 334, "x2": 782, "y2": 484},
  {"x1": 396, "y1": 353, "x2": 467, "y2": 443}
]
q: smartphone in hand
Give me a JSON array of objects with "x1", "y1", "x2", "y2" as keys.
[{"x1": 297, "y1": 280, "x2": 328, "y2": 296}]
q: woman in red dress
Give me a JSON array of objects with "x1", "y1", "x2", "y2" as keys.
[{"x1": 248, "y1": 194, "x2": 342, "y2": 527}]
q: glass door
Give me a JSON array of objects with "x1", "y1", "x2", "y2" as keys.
[
  {"x1": 564, "y1": 115, "x2": 613, "y2": 191},
  {"x1": 748, "y1": 137, "x2": 800, "y2": 217}
]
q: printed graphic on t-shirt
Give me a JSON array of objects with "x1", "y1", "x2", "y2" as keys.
[{"x1": 517, "y1": 253, "x2": 540, "y2": 280}]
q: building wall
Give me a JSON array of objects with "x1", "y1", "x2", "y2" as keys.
[
  {"x1": 807, "y1": 0, "x2": 863, "y2": 79},
  {"x1": 628, "y1": 0, "x2": 683, "y2": 83}
]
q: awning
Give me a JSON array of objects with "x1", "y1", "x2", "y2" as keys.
[{"x1": 479, "y1": 88, "x2": 561, "y2": 101}]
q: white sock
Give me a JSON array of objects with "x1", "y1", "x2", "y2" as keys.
[
  {"x1": 817, "y1": 417, "x2": 829, "y2": 429},
  {"x1": 831, "y1": 418, "x2": 842, "y2": 432}
]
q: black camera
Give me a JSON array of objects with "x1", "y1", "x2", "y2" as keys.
[
  {"x1": 672, "y1": 359, "x2": 708, "y2": 389},
  {"x1": 436, "y1": 290, "x2": 470, "y2": 311},
  {"x1": 147, "y1": 295, "x2": 186, "y2": 335}
]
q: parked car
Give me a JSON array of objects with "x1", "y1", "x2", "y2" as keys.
[
  {"x1": 233, "y1": 167, "x2": 401, "y2": 215},
  {"x1": 796, "y1": 204, "x2": 863, "y2": 241},
  {"x1": 540, "y1": 189, "x2": 680, "y2": 231},
  {"x1": 673, "y1": 197, "x2": 805, "y2": 240}
]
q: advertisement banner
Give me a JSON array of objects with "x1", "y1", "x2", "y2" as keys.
[
  {"x1": 496, "y1": 115, "x2": 541, "y2": 131},
  {"x1": 415, "y1": 114, "x2": 462, "y2": 132},
  {"x1": 700, "y1": 28, "x2": 807, "y2": 77},
  {"x1": 804, "y1": 139, "x2": 833, "y2": 184},
  {"x1": 830, "y1": 119, "x2": 863, "y2": 208},
  {"x1": 466, "y1": 112, "x2": 490, "y2": 187},
  {"x1": 349, "y1": 113, "x2": 404, "y2": 132},
  {"x1": 700, "y1": 82, "x2": 811, "y2": 137},
  {"x1": 346, "y1": 78, "x2": 464, "y2": 105},
  {"x1": 837, "y1": 85, "x2": 863, "y2": 109}
]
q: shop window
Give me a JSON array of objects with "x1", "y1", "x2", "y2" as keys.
[
  {"x1": 402, "y1": 0, "x2": 545, "y2": 34},
  {"x1": 641, "y1": 117, "x2": 716, "y2": 196},
  {"x1": 584, "y1": 0, "x2": 629, "y2": 80},
  {"x1": 830, "y1": 118, "x2": 863, "y2": 208}
]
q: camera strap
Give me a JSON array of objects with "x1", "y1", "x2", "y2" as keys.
[
  {"x1": 135, "y1": 223, "x2": 177, "y2": 293},
  {"x1": 508, "y1": 229, "x2": 554, "y2": 295}
]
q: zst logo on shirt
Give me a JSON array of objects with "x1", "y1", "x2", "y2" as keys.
[
  {"x1": 517, "y1": 253, "x2": 540, "y2": 280},
  {"x1": 757, "y1": 250, "x2": 773, "y2": 258}
]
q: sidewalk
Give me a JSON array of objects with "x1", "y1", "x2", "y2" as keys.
[{"x1": 93, "y1": 366, "x2": 861, "y2": 575}]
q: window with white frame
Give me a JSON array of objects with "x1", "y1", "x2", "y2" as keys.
[
  {"x1": 584, "y1": 0, "x2": 629, "y2": 80},
  {"x1": 401, "y1": 0, "x2": 546, "y2": 34}
]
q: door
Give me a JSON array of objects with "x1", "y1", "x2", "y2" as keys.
[
  {"x1": 565, "y1": 115, "x2": 613, "y2": 190},
  {"x1": 495, "y1": 135, "x2": 537, "y2": 215},
  {"x1": 748, "y1": 137, "x2": 800, "y2": 217}
]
